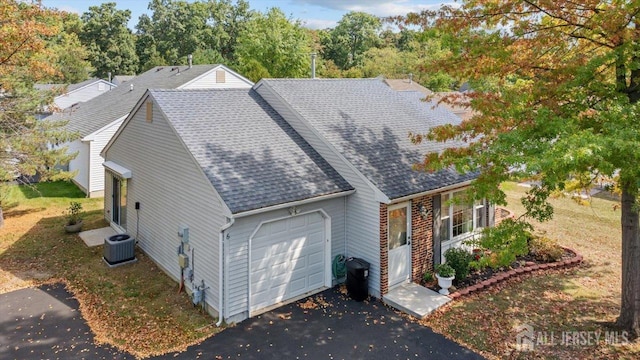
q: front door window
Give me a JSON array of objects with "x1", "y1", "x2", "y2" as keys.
[{"x1": 389, "y1": 207, "x2": 407, "y2": 250}]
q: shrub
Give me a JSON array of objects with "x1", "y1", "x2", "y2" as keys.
[
  {"x1": 64, "y1": 201, "x2": 83, "y2": 225},
  {"x1": 470, "y1": 219, "x2": 532, "y2": 269},
  {"x1": 444, "y1": 247, "x2": 473, "y2": 280},
  {"x1": 529, "y1": 236, "x2": 564, "y2": 262},
  {"x1": 435, "y1": 263, "x2": 455, "y2": 278},
  {"x1": 422, "y1": 271, "x2": 434, "y2": 283}
]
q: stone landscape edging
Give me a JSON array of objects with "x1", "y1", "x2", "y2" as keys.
[{"x1": 447, "y1": 246, "x2": 583, "y2": 300}]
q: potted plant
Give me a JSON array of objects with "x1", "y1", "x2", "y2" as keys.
[
  {"x1": 64, "y1": 201, "x2": 84, "y2": 233},
  {"x1": 435, "y1": 263, "x2": 456, "y2": 295}
]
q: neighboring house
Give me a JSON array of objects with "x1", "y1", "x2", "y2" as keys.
[
  {"x1": 102, "y1": 78, "x2": 493, "y2": 324},
  {"x1": 50, "y1": 64, "x2": 253, "y2": 197},
  {"x1": 384, "y1": 78, "x2": 474, "y2": 120},
  {"x1": 35, "y1": 78, "x2": 116, "y2": 114},
  {"x1": 111, "y1": 75, "x2": 136, "y2": 85}
]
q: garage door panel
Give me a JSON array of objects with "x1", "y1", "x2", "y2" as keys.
[{"x1": 250, "y1": 212, "x2": 327, "y2": 314}]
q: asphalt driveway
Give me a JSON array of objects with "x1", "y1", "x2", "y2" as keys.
[
  {"x1": 159, "y1": 287, "x2": 483, "y2": 360},
  {"x1": 0, "y1": 284, "x2": 131, "y2": 360},
  {"x1": 1, "y1": 285, "x2": 483, "y2": 360}
]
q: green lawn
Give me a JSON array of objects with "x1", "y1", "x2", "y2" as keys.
[
  {"x1": 0, "y1": 181, "x2": 220, "y2": 358},
  {"x1": 421, "y1": 182, "x2": 638, "y2": 359}
]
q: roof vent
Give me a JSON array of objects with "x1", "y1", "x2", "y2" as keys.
[
  {"x1": 130, "y1": 83, "x2": 134, "y2": 91},
  {"x1": 188, "y1": 54, "x2": 193, "y2": 69},
  {"x1": 156, "y1": 67, "x2": 163, "y2": 72},
  {"x1": 311, "y1": 53, "x2": 316, "y2": 79}
]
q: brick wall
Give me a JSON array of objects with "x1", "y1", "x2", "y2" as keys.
[
  {"x1": 379, "y1": 203, "x2": 388, "y2": 296},
  {"x1": 379, "y1": 196, "x2": 435, "y2": 296},
  {"x1": 410, "y1": 195, "x2": 434, "y2": 282}
]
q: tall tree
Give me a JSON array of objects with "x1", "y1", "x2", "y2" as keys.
[
  {"x1": 204, "y1": 0, "x2": 254, "y2": 62},
  {"x1": 407, "y1": 1, "x2": 640, "y2": 336},
  {"x1": 137, "y1": 0, "x2": 209, "y2": 65},
  {"x1": 80, "y1": 2, "x2": 138, "y2": 78},
  {"x1": 322, "y1": 11, "x2": 382, "y2": 70},
  {"x1": 0, "y1": 0, "x2": 78, "y2": 226},
  {"x1": 47, "y1": 12, "x2": 93, "y2": 83},
  {"x1": 235, "y1": 7, "x2": 312, "y2": 81}
]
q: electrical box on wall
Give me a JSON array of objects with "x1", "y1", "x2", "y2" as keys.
[
  {"x1": 178, "y1": 224, "x2": 189, "y2": 244},
  {"x1": 178, "y1": 253, "x2": 189, "y2": 269}
]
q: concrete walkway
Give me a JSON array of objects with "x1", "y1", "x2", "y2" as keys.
[
  {"x1": 79, "y1": 226, "x2": 116, "y2": 247},
  {"x1": 383, "y1": 282, "x2": 451, "y2": 318}
]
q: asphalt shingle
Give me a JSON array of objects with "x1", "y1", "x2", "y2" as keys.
[
  {"x1": 49, "y1": 65, "x2": 221, "y2": 137},
  {"x1": 259, "y1": 78, "x2": 478, "y2": 200},
  {"x1": 149, "y1": 89, "x2": 353, "y2": 214}
]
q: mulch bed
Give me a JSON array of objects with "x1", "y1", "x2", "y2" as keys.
[{"x1": 424, "y1": 247, "x2": 583, "y2": 299}]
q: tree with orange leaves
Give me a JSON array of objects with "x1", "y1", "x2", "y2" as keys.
[
  {"x1": 406, "y1": 1, "x2": 640, "y2": 337},
  {"x1": 0, "y1": 0, "x2": 77, "y2": 226}
]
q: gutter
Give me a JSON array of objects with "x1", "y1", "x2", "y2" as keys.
[
  {"x1": 387, "y1": 180, "x2": 474, "y2": 204},
  {"x1": 232, "y1": 190, "x2": 355, "y2": 219},
  {"x1": 216, "y1": 217, "x2": 235, "y2": 327}
]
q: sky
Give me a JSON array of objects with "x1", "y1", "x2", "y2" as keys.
[{"x1": 41, "y1": 0, "x2": 452, "y2": 30}]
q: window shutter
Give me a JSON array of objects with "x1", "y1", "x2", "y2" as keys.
[{"x1": 432, "y1": 195, "x2": 442, "y2": 266}]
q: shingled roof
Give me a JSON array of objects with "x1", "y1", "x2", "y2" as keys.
[
  {"x1": 50, "y1": 65, "x2": 220, "y2": 137},
  {"x1": 148, "y1": 89, "x2": 354, "y2": 214},
  {"x1": 257, "y1": 78, "x2": 478, "y2": 200}
]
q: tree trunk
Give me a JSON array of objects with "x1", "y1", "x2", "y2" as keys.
[
  {"x1": 616, "y1": 184, "x2": 640, "y2": 338},
  {"x1": 0, "y1": 206, "x2": 3, "y2": 229}
]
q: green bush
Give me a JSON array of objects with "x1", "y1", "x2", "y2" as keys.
[
  {"x1": 422, "y1": 271, "x2": 434, "y2": 283},
  {"x1": 529, "y1": 236, "x2": 564, "y2": 262},
  {"x1": 470, "y1": 219, "x2": 532, "y2": 269},
  {"x1": 444, "y1": 247, "x2": 473, "y2": 280}
]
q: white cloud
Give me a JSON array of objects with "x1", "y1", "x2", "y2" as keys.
[
  {"x1": 298, "y1": 1, "x2": 458, "y2": 17},
  {"x1": 48, "y1": 5, "x2": 82, "y2": 15},
  {"x1": 302, "y1": 18, "x2": 338, "y2": 29}
]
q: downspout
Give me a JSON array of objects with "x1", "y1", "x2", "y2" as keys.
[{"x1": 216, "y1": 217, "x2": 235, "y2": 327}]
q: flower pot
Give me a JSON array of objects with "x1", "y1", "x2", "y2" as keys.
[
  {"x1": 436, "y1": 274, "x2": 455, "y2": 295},
  {"x1": 64, "y1": 220, "x2": 83, "y2": 233}
]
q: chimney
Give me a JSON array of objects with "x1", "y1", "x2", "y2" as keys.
[
  {"x1": 409, "y1": 73, "x2": 413, "y2": 84},
  {"x1": 311, "y1": 53, "x2": 316, "y2": 79},
  {"x1": 188, "y1": 54, "x2": 193, "y2": 69}
]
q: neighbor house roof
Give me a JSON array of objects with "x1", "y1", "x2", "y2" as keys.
[
  {"x1": 384, "y1": 78, "x2": 474, "y2": 120},
  {"x1": 148, "y1": 88, "x2": 354, "y2": 214},
  {"x1": 35, "y1": 78, "x2": 114, "y2": 93},
  {"x1": 50, "y1": 65, "x2": 221, "y2": 137},
  {"x1": 257, "y1": 78, "x2": 478, "y2": 200}
]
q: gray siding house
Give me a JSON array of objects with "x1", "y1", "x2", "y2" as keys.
[
  {"x1": 102, "y1": 89, "x2": 353, "y2": 323},
  {"x1": 102, "y1": 78, "x2": 492, "y2": 323},
  {"x1": 49, "y1": 64, "x2": 253, "y2": 197},
  {"x1": 35, "y1": 78, "x2": 116, "y2": 116}
]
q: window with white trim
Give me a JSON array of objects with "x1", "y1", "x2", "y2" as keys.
[{"x1": 441, "y1": 190, "x2": 486, "y2": 242}]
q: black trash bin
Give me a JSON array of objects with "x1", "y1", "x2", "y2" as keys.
[{"x1": 346, "y1": 257, "x2": 370, "y2": 301}]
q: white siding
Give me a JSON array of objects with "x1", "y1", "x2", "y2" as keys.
[
  {"x1": 226, "y1": 197, "x2": 346, "y2": 323},
  {"x1": 255, "y1": 84, "x2": 382, "y2": 298},
  {"x1": 180, "y1": 68, "x2": 252, "y2": 89},
  {"x1": 87, "y1": 121, "x2": 122, "y2": 197},
  {"x1": 68, "y1": 139, "x2": 89, "y2": 193},
  {"x1": 104, "y1": 102, "x2": 227, "y2": 314},
  {"x1": 55, "y1": 81, "x2": 114, "y2": 109}
]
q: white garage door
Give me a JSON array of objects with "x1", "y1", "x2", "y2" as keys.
[{"x1": 250, "y1": 212, "x2": 327, "y2": 314}]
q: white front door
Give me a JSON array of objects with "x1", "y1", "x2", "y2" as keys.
[{"x1": 388, "y1": 202, "x2": 411, "y2": 288}]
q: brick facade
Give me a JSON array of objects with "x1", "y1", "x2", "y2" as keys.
[
  {"x1": 379, "y1": 196, "x2": 435, "y2": 296},
  {"x1": 379, "y1": 203, "x2": 389, "y2": 296},
  {"x1": 410, "y1": 195, "x2": 434, "y2": 283}
]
